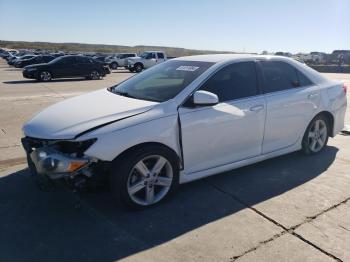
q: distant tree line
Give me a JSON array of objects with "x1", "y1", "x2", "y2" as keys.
[{"x1": 0, "y1": 40, "x2": 238, "y2": 57}]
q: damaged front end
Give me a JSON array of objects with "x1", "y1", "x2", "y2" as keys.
[{"x1": 21, "y1": 137, "x2": 106, "y2": 189}]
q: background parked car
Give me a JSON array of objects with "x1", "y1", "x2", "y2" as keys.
[
  {"x1": 15, "y1": 55, "x2": 55, "y2": 68},
  {"x1": 106, "y1": 53, "x2": 137, "y2": 70},
  {"x1": 22, "y1": 55, "x2": 110, "y2": 81},
  {"x1": 8, "y1": 54, "x2": 36, "y2": 66},
  {"x1": 125, "y1": 51, "x2": 167, "y2": 72}
]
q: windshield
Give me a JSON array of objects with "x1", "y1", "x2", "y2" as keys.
[{"x1": 110, "y1": 60, "x2": 214, "y2": 102}]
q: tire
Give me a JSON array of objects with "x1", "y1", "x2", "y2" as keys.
[
  {"x1": 302, "y1": 114, "x2": 329, "y2": 155},
  {"x1": 89, "y1": 70, "x2": 100, "y2": 80},
  {"x1": 110, "y1": 145, "x2": 179, "y2": 210},
  {"x1": 134, "y1": 63, "x2": 143, "y2": 73},
  {"x1": 39, "y1": 71, "x2": 52, "y2": 82},
  {"x1": 110, "y1": 62, "x2": 118, "y2": 70}
]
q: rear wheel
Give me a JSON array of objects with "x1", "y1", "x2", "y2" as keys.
[
  {"x1": 110, "y1": 146, "x2": 179, "y2": 209},
  {"x1": 89, "y1": 70, "x2": 100, "y2": 80},
  {"x1": 39, "y1": 71, "x2": 52, "y2": 82},
  {"x1": 302, "y1": 115, "x2": 329, "y2": 154}
]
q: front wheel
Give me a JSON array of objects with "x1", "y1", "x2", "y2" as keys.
[
  {"x1": 110, "y1": 62, "x2": 118, "y2": 70},
  {"x1": 39, "y1": 71, "x2": 52, "y2": 82},
  {"x1": 302, "y1": 115, "x2": 329, "y2": 154},
  {"x1": 134, "y1": 63, "x2": 143, "y2": 73},
  {"x1": 110, "y1": 146, "x2": 179, "y2": 209}
]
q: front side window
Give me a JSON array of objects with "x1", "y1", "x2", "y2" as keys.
[
  {"x1": 200, "y1": 62, "x2": 259, "y2": 102},
  {"x1": 110, "y1": 60, "x2": 214, "y2": 102},
  {"x1": 260, "y1": 61, "x2": 299, "y2": 93},
  {"x1": 51, "y1": 56, "x2": 75, "y2": 65}
]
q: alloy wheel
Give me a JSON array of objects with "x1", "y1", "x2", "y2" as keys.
[
  {"x1": 90, "y1": 70, "x2": 100, "y2": 80},
  {"x1": 127, "y1": 155, "x2": 173, "y2": 206},
  {"x1": 40, "y1": 71, "x2": 51, "y2": 81},
  {"x1": 308, "y1": 119, "x2": 328, "y2": 152}
]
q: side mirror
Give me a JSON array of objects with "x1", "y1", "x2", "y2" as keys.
[{"x1": 193, "y1": 90, "x2": 219, "y2": 106}]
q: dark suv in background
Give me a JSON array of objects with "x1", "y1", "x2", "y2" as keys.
[{"x1": 23, "y1": 55, "x2": 110, "y2": 81}]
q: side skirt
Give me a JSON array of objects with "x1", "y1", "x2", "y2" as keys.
[{"x1": 179, "y1": 142, "x2": 302, "y2": 184}]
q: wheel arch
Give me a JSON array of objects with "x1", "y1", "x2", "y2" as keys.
[
  {"x1": 112, "y1": 142, "x2": 182, "y2": 170},
  {"x1": 317, "y1": 111, "x2": 335, "y2": 137},
  {"x1": 306, "y1": 111, "x2": 335, "y2": 137},
  {"x1": 134, "y1": 62, "x2": 144, "y2": 68}
]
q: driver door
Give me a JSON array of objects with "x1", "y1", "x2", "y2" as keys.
[
  {"x1": 144, "y1": 52, "x2": 157, "y2": 68},
  {"x1": 178, "y1": 61, "x2": 266, "y2": 174}
]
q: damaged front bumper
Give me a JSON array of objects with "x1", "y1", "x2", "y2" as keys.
[{"x1": 21, "y1": 137, "x2": 96, "y2": 180}]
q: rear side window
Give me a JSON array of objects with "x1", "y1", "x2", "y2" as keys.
[
  {"x1": 157, "y1": 53, "x2": 165, "y2": 59},
  {"x1": 260, "y1": 61, "x2": 299, "y2": 93},
  {"x1": 76, "y1": 56, "x2": 89, "y2": 63},
  {"x1": 200, "y1": 62, "x2": 258, "y2": 102},
  {"x1": 296, "y1": 70, "x2": 313, "y2": 86}
]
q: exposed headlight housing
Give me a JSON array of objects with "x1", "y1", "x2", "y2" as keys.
[
  {"x1": 30, "y1": 147, "x2": 90, "y2": 178},
  {"x1": 22, "y1": 137, "x2": 97, "y2": 179}
]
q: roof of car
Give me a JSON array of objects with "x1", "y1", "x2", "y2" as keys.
[{"x1": 174, "y1": 54, "x2": 329, "y2": 84}]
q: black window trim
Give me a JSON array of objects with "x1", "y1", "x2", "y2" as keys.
[
  {"x1": 181, "y1": 60, "x2": 263, "y2": 108},
  {"x1": 256, "y1": 59, "x2": 315, "y2": 95}
]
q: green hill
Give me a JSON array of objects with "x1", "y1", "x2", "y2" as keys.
[{"x1": 0, "y1": 40, "x2": 244, "y2": 57}]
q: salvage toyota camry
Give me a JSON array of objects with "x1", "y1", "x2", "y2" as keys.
[{"x1": 22, "y1": 54, "x2": 347, "y2": 209}]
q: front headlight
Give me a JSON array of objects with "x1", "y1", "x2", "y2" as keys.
[
  {"x1": 26, "y1": 67, "x2": 37, "y2": 72},
  {"x1": 30, "y1": 147, "x2": 89, "y2": 177},
  {"x1": 28, "y1": 138, "x2": 97, "y2": 177},
  {"x1": 54, "y1": 138, "x2": 97, "y2": 157}
]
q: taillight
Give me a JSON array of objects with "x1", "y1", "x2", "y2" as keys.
[{"x1": 343, "y1": 84, "x2": 348, "y2": 94}]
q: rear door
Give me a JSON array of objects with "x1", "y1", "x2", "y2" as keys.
[
  {"x1": 144, "y1": 52, "x2": 157, "y2": 68},
  {"x1": 179, "y1": 61, "x2": 266, "y2": 173},
  {"x1": 52, "y1": 56, "x2": 76, "y2": 77},
  {"x1": 258, "y1": 60, "x2": 320, "y2": 153},
  {"x1": 75, "y1": 56, "x2": 92, "y2": 76}
]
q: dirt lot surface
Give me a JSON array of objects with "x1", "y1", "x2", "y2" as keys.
[{"x1": 0, "y1": 59, "x2": 349, "y2": 262}]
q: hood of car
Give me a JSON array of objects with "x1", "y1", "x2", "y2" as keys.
[{"x1": 23, "y1": 89, "x2": 158, "y2": 140}]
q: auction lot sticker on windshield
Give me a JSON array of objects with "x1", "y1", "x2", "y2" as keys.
[{"x1": 176, "y1": 66, "x2": 199, "y2": 71}]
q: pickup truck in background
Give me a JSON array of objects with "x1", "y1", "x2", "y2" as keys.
[
  {"x1": 106, "y1": 53, "x2": 137, "y2": 70},
  {"x1": 125, "y1": 51, "x2": 167, "y2": 72}
]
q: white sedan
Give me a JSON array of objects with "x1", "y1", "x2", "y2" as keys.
[{"x1": 22, "y1": 54, "x2": 347, "y2": 209}]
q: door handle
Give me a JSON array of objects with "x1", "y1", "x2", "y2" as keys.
[
  {"x1": 250, "y1": 105, "x2": 264, "y2": 112},
  {"x1": 308, "y1": 93, "x2": 319, "y2": 99}
]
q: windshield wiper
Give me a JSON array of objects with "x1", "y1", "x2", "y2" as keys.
[{"x1": 114, "y1": 90, "x2": 137, "y2": 99}]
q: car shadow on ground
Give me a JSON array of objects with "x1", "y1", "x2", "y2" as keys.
[
  {"x1": 4, "y1": 68, "x2": 22, "y2": 71},
  {"x1": 3, "y1": 78, "x2": 96, "y2": 84},
  {"x1": 0, "y1": 146, "x2": 338, "y2": 262},
  {"x1": 112, "y1": 70, "x2": 134, "y2": 74}
]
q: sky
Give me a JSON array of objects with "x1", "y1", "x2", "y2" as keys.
[{"x1": 0, "y1": 0, "x2": 349, "y2": 54}]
